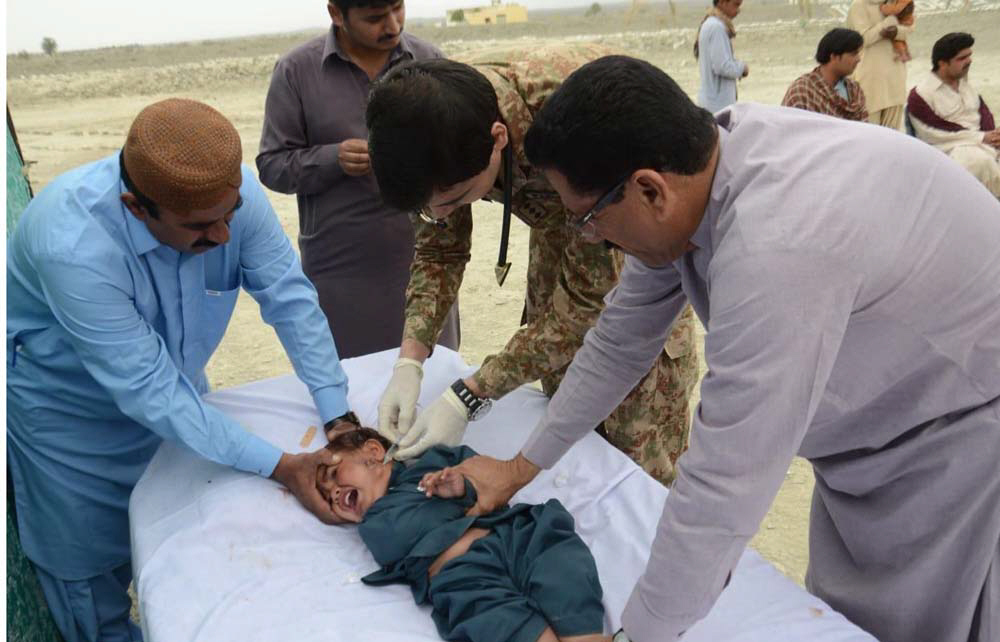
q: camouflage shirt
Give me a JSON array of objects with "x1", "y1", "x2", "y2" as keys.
[{"x1": 403, "y1": 43, "x2": 694, "y2": 399}]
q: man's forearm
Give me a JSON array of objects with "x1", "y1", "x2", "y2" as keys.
[
  {"x1": 472, "y1": 315, "x2": 582, "y2": 399},
  {"x1": 911, "y1": 117, "x2": 988, "y2": 147},
  {"x1": 403, "y1": 207, "x2": 472, "y2": 351},
  {"x1": 508, "y1": 453, "x2": 541, "y2": 489},
  {"x1": 255, "y1": 143, "x2": 344, "y2": 195},
  {"x1": 240, "y1": 183, "x2": 350, "y2": 421},
  {"x1": 473, "y1": 241, "x2": 620, "y2": 399},
  {"x1": 400, "y1": 337, "x2": 431, "y2": 362},
  {"x1": 402, "y1": 287, "x2": 460, "y2": 354},
  {"x1": 257, "y1": 66, "x2": 347, "y2": 195},
  {"x1": 522, "y1": 257, "x2": 686, "y2": 469}
]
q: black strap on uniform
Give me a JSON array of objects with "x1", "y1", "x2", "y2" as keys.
[{"x1": 495, "y1": 143, "x2": 513, "y2": 286}]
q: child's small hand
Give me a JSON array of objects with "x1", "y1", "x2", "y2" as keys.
[{"x1": 418, "y1": 467, "x2": 466, "y2": 499}]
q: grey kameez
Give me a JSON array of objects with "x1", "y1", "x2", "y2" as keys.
[
  {"x1": 257, "y1": 27, "x2": 459, "y2": 359},
  {"x1": 522, "y1": 104, "x2": 1000, "y2": 642}
]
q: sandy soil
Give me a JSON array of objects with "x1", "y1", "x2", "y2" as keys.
[{"x1": 8, "y1": 1, "x2": 1000, "y2": 587}]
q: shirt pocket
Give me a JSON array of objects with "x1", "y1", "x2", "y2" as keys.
[
  {"x1": 192, "y1": 272, "x2": 243, "y2": 369},
  {"x1": 8, "y1": 332, "x2": 24, "y2": 367},
  {"x1": 8, "y1": 327, "x2": 69, "y2": 369}
]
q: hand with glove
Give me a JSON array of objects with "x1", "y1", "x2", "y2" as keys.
[
  {"x1": 377, "y1": 357, "x2": 424, "y2": 444},
  {"x1": 393, "y1": 386, "x2": 470, "y2": 460}
]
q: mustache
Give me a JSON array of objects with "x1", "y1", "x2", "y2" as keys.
[
  {"x1": 193, "y1": 239, "x2": 220, "y2": 249},
  {"x1": 379, "y1": 32, "x2": 401, "y2": 42}
]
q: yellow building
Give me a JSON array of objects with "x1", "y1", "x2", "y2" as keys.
[{"x1": 447, "y1": 0, "x2": 528, "y2": 26}]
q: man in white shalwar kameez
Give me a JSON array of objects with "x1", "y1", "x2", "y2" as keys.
[
  {"x1": 444, "y1": 56, "x2": 1000, "y2": 642},
  {"x1": 908, "y1": 32, "x2": 1000, "y2": 197}
]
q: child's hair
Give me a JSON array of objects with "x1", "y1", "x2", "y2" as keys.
[{"x1": 325, "y1": 427, "x2": 392, "y2": 454}]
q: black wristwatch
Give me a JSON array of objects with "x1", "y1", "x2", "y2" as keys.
[
  {"x1": 324, "y1": 410, "x2": 360, "y2": 435},
  {"x1": 450, "y1": 379, "x2": 493, "y2": 421}
]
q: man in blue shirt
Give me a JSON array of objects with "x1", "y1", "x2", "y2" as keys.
[{"x1": 7, "y1": 98, "x2": 357, "y2": 641}]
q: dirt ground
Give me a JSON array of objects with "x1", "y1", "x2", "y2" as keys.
[{"x1": 8, "y1": 1, "x2": 1000, "y2": 588}]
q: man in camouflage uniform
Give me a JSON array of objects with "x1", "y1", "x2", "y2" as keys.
[{"x1": 366, "y1": 44, "x2": 698, "y2": 485}]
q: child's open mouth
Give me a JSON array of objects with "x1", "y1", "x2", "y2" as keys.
[{"x1": 342, "y1": 488, "x2": 359, "y2": 512}]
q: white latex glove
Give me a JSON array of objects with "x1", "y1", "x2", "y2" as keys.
[
  {"x1": 377, "y1": 358, "x2": 423, "y2": 444},
  {"x1": 393, "y1": 388, "x2": 469, "y2": 460}
]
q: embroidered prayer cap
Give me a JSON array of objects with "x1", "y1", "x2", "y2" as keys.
[{"x1": 123, "y1": 98, "x2": 242, "y2": 213}]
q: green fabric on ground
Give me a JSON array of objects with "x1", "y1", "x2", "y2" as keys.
[
  {"x1": 7, "y1": 111, "x2": 63, "y2": 641},
  {"x1": 8, "y1": 497, "x2": 63, "y2": 641},
  {"x1": 7, "y1": 116, "x2": 33, "y2": 238}
]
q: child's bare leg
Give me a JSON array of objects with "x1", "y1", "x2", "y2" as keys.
[
  {"x1": 558, "y1": 634, "x2": 612, "y2": 642},
  {"x1": 536, "y1": 628, "x2": 559, "y2": 642},
  {"x1": 535, "y1": 629, "x2": 611, "y2": 642}
]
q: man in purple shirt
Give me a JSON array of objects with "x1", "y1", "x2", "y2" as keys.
[
  {"x1": 449, "y1": 56, "x2": 1000, "y2": 642},
  {"x1": 257, "y1": 0, "x2": 458, "y2": 360}
]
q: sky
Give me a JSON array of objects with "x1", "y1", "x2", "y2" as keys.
[{"x1": 5, "y1": 0, "x2": 596, "y2": 53}]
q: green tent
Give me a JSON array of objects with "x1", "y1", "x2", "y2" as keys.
[
  {"x1": 6, "y1": 105, "x2": 64, "y2": 641},
  {"x1": 7, "y1": 108, "x2": 33, "y2": 237}
]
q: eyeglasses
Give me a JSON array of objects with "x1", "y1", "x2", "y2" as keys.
[
  {"x1": 416, "y1": 206, "x2": 448, "y2": 229},
  {"x1": 568, "y1": 177, "x2": 627, "y2": 238}
]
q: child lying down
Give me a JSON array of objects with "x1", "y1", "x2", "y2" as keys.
[{"x1": 317, "y1": 427, "x2": 611, "y2": 642}]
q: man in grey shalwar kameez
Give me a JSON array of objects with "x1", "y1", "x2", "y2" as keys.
[
  {"x1": 257, "y1": 0, "x2": 459, "y2": 359},
  {"x1": 450, "y1": 56, "x2": 1000, "y2": 642}
]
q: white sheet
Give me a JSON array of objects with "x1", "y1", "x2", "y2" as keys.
[{"x1": 130, "y1": 348, "x2": 876, "y2": 642}]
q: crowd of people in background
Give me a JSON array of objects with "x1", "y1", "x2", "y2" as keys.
[
  {"x1": 907, "y1": 33, "x2": 1000, "y2": 196},
  {"x1": 781, "y1": 28, "x2": 868, "y2": 121},
  {"x1": 696, "y1": 0, "x2": 999, "y2": 196}
]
